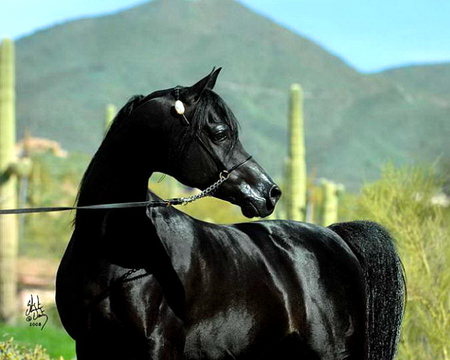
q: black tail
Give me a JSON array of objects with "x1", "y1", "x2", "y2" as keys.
[{"x1": 329, "y1": 220, "x2": 405, "y2": 360}]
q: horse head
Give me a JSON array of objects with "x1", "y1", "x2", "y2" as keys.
[
  {"x1": 109, "y1": 68, "x2": 281, "y2": 218},
  {"x1": 171, "y1": 69, "x2": 282, "y2": 217}
]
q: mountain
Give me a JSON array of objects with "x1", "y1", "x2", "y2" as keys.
[
  {"x1": 13, "y1": 0, "x2": 450, "y2": 190},
  {"x1": 376, "y1": 63, "x2": 450, "y2": 97}
]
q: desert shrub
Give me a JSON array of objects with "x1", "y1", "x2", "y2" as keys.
[
  {"x1": 350, "y1": 164, "x2": 449, "y2": 360},
  {"x1": 0, "y1": 337, "x2": 63, "y2": 360},
  {"x1": 0, "y1": 320, "x2": 75, "y2": 360}
]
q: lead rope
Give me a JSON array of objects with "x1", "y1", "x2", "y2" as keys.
[
  {"x1": 0, "y1": 171, "x2": 229, "y2": 214},
  {"x1": 0, "y1": 154, "x2": 252, "y2": 215}
]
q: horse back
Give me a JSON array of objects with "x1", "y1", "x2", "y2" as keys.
[{"x1": 179, "y1": 220, "x2": 365, "y2": 358}]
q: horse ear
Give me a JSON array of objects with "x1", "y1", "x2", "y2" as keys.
[
  {"x1": 203, "y1": 67, "x2": 222, "y2": 90},
  {"x1": 183, "y1": 67, "x2": 222, "y2": 104}
]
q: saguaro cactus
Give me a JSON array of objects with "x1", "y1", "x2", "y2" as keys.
[
  {"x1": 285, "y1": 84, "x2": 307, "y2": 221},
  {"x1": 0, "y1": 38, "x2": 18, "y2": 323},
  {"x1": 321, "y1": 180, "x2": 344, "y2": 226}
]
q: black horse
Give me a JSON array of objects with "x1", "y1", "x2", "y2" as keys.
[{"x1": 56, "y1": 68, "x2": 405, "y2": 359}]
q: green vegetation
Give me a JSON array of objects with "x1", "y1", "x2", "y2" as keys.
[
  {"x1": 1, "y1": 306, "x2": 74, "y2": 359},
  {"x1": 0, "y1": 338, "x2": 56, "y2": 360},
  {"x1": 1, "y1": 325, "x2": 74, "y2": 359},
  {"x1": 347, "y1": 164, "x2": 450, "y2": 360},
  {"x1": 375, "y1": 63, "x2": 450, "y2": 97}
]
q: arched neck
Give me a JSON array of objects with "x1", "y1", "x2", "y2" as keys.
[{"x1": 77, "y1": 139, "x2": 155, "y2": 208}]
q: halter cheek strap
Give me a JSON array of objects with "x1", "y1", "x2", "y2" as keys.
[{"x1": 172, "y1": 89, "x2": 252, "y2": 176}]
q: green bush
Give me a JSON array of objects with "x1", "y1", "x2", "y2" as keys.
[
  {"x1": 0, "y1": 337, "x2": 63, "y2": 360},
  {"x1": 349, "y1": 164, "x2": 450, "y2": 360},
  {"x1": 0, "y1": 319, "x2": 75, "y2": 360}
]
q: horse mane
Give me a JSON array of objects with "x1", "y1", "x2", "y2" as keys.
[
  {"x1": 106, "y1": 95, "x2": 146, "y2": 135},
  {"x1": 75, "y1": 94, "x2": 150, "y2": 209},
  {"x1": 106, "y1": 89, "x2": 172, "y2": 136}
]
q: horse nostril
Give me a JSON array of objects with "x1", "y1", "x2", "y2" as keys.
[{"x1": 269, "y1": 185, "x2": 282, "y2": 206}]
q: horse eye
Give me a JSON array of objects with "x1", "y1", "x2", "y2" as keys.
[{"x1": 212, "y1": 131, "x2": 228, "y2": 143}]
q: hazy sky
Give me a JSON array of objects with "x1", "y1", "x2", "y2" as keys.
[{"x1": 2, "y1": 0, "x2": 449, "y2": 72}]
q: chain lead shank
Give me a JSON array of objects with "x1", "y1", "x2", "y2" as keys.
[{"x1": 171, "y1": 171, "x2": 229, "y2": 206}]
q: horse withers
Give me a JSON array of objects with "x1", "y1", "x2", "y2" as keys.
[{"x1": 56, "y1": 68, "x2": 404, "y2": 359}]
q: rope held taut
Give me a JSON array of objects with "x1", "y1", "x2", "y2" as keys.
[{"x1": 0, "y1": 156, "x2": 252, "y2": 215}]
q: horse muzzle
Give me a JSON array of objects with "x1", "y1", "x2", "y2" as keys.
[
  {"x1": 215, "y1": 160, "x2": 282, "y2": 218},
  {"x1": 238, "y1": 184, "x2": 282, "y2": 218}
]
